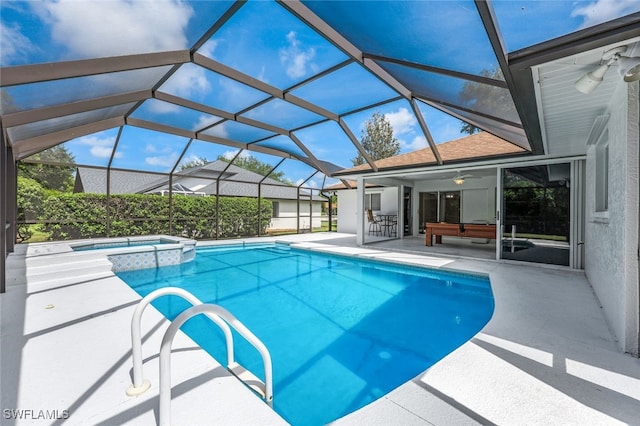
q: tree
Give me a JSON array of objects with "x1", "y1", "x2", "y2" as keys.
[
  {"x1": 18, "y1": 145, "x2": 75, "y2": 192},
  {"x1": 351, "y1": 111, "x2": 400, "y2": 166},
  {"x1": 179, "y1": 156, "x2": 208, "y2": 170},
  {"x1": 217, "y1": 154, "x2": 290, "y2": 184},
  {"x1": 458, "y1": 67, "x2": 516, "y2": 135},
  {"x1": 460, "y1": 122, "x2": 481, "y2": 135}
]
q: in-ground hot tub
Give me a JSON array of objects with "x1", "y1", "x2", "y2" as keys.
[{"x1": 70, "y1": 236, "x2": 196, "y2": 272}]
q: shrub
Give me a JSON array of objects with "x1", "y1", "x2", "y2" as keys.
[{"x1": 39, "y1": 193, "x2": 272, "y2": 241}]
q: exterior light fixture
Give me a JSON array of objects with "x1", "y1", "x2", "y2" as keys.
[
  {"x1": 618, "y1": 55, "x2": 640, "y2": 82},
  {"x1": 575, "y1": 45, "x2": 640, "y2": 94}
]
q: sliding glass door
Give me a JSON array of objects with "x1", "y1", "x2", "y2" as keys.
[
  {"x1": 418, "y1": 191, "x2": 461, "y2": 233},
  {"x1": 500, "y1": 164, "x2": 571, "y2": 266}
]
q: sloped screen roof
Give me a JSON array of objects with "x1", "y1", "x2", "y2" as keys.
[{"x1": 2, "y1": 0, "x2": 639, "y2": 181}]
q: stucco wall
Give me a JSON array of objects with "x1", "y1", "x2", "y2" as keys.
[
  {"x1": 336, "y1": 187, "x2": 399, "y2": 234},
  {"x1": 268, "y1": 200, "x2": 322, "y2": 229},
  {"x1": 585, "y1": 83, "x2": 639, "y2": 356}
]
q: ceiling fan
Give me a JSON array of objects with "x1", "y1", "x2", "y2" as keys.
[{"x1": 451, "y1": 171, "x2": 473, "y2": 185}]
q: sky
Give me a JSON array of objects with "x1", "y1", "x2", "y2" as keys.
[{"x1": 2, "y1": 0, "x2": 639, "y2": 188}]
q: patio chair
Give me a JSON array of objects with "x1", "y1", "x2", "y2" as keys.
[
  {"x1": 390, "y1": 215, "x2": 398, "y2": 237},
  {"x1": 366, "y1": 209, "x2": 382, "y2": 236}
]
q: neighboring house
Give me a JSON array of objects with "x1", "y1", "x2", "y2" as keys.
[{"x1": 74, "y1": 160, "x2": 324, "y2": 230}]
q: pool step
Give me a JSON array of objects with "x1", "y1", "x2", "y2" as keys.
[
  {"x1": 27, "y1": 257, "x2": 114, "y2": 287},
  {"x1": 228, "y1": 361, "x2": 266, "y2": 400}
]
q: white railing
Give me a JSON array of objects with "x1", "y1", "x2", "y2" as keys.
[
  {"x1": 126, "y1": 287, "x2": 234, "y2": 396},
  {"x1": 159, "y1": 303, "x2": 273, "y2": 426}
]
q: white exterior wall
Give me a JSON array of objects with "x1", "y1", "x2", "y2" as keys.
[
  {"x1": 268, "y1": 200, "x2": 323, "y2": 230},
  {"x1": 336, "y1": 187, "x2": 399, "y2": 234},
  {"x1": 585, "y1": 83, "x2": 639, "y2": 356}
]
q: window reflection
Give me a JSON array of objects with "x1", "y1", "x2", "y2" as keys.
[{"x1": 501, "y1": 164, "x2": 571, "y2": 266}]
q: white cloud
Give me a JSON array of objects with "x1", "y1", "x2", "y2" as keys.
[
  {"x1": 148, "y1": 100, "x2": 180, "y2": 114},
  {"x1": 91, "y1": 145, "x2": 119, "y2": 159},
  {"x1": 279, "y1": 31, "x2": 316, "y2": 79},
  {"x1": 161, "y1": 64, "x2": 211, "y2": 100},
  {"x1": 193, "y1": 114, "x2": 221, "y2": 132},
  {"x1": 144, "y1": 143, "x2": 173, "y2": 155},
  {"x1": 303, "y1": 179, "x2": 320, "y2": 189},
  {"x1": 0, "y1": 21, "x2": 36, "y2": 65},
  {"x1": 145, "y1": 152, "x2": 180, "y2": 167},
  {"x1": 76, "y1": 135, "x2": 121, "y2": 158},
  {"x1": 385, "y1": 108, "x2": 416, "y2": 136},
  {"x1": 572, "y1": 0, "x2": 640, "y2": 28},
  {"x1": 222, "y1": 150, "x2": 250, "y2": 161},
  {"x1": 34, "y1": 0, "x2": 193, "y2": 59},
  {"x1": 207, "y1": 122, "x2": 229, "y2": 139},
  {"x1": 400, "y1": 135, "x2": 428, "y2": 152},
  {"x1": 198, "y1": 39, "x2": 220, "y2": 59}
]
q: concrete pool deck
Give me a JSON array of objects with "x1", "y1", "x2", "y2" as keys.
[{"x1": 2, "y1": 233, "x2": 639, "y2": 425}]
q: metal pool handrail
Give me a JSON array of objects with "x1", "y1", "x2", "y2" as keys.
[
  {"x1": 126, "y1": 287, "x2": 234, "y2": 396},
  {"x1": 159, "y1": 303, "x2": 273, "y2": 426}
]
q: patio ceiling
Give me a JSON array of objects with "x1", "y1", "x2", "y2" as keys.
[{"x1": 1, "y1": 1, "x2": 640, "y2": 181}]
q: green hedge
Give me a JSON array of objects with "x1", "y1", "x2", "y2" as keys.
[{"x1": 40, "y1": 193, "x2": 272, "y2": 241}]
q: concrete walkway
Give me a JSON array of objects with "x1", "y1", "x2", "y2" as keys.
[{"x1": 2, "y1": 233, "x2": 639, "y2": 425}]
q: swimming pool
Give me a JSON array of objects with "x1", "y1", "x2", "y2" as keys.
[{"x1": 117, "y1": 243, "x2": 494, "y2": 425}]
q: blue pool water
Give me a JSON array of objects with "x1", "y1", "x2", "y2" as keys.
[{"x1": 117, "y1": 243, "x2": 494, "y2": 425}]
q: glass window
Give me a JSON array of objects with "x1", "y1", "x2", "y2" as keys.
[
  {"x1": 439, "y1": 192, "x2": 461, "y2": 223},
  {"x1": 365, "y1": 193, "x2": 381, "y2": 211},
  {"x1": 595, "y1": 131, "x2": 609, "y2": 212},
  {"x1": 419, "y1": 192, "x2": 438, "y2": 233}
]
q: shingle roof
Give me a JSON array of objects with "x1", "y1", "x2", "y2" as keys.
[
  {"x1": 75, "y1": 160, "x2": 324, "y2": 201},
  {"x1": 74, "y1": 168, "x2": 162, "y2": 194},
  {"x1": 335, "y1": 132, "x2": 526, "y2": 175},
  {"x1": 323, "y1": 181, "x2": 381, "y2": 191}
]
